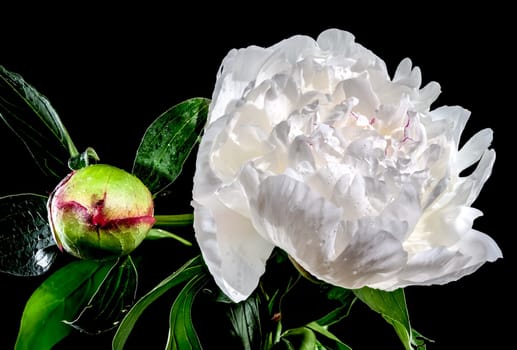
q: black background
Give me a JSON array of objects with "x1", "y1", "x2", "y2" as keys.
[{"x1": 0, "y1": 4, "x2": 513, "y2": 349}]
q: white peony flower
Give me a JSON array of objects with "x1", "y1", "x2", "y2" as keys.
[{"x1": 192, "y1": 29, "x2": 502, "y2": 302}]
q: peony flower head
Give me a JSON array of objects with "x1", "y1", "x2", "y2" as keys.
[
  {"x1": 48, "y1": 164, "x2": 155, "y2": 260},
  {"x1": 192, "y1": 29, "x2": 502, "y2": 302}
]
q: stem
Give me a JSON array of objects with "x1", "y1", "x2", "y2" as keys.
[
  {"x1": 264, "y1": 271, "x2": 302, "y2": 349},
  {"x1": 154, "y1": 214, "x2": 194, "y2": 227},
  {"x1": 65, "y1": 130, "x2": 79, "y2": 157},
  {"x1": 53, "y1": 111, "x2": 79, "y2": 157},
  {"x1": 273, "y1": 320, "x2": 282, "y2": 345}
]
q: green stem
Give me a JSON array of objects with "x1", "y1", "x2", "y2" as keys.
[
  {"x1": 273, "y1": 320, "x2": 283, "y2": 345},
  {"x1": 154, "y1": 214, "x2": 194, "y2": 227},
  {"x1": 50, "y1": 107, "x2": 78, "y2": 157},
  {"x1": 263, "y1": 316, "x2": 282, "y2": 350},
  {"x1": 63, "y1": 126, "x2": 79, "y2": 157}
]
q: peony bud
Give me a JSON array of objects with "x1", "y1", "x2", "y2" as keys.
[{"x1": 47, "y1": 164, "x2": 155, "y2": 260}]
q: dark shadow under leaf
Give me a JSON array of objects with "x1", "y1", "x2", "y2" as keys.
[
  {"x1": 0, "y1": 193, "x2": 58, "y2": 276},
  {"x1": 64, "y1": 256, "x2": 138, "y2": 335},
  {"x1": 166, "y1": 272, "x2": 210, "y2": 350},
  {"x1": 112, "y1": 255, "x2": 206, "y2": 350}
]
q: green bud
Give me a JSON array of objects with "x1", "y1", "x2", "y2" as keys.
[{"x1": 47, "y1": 164, "x2": 155, "y2": 260}]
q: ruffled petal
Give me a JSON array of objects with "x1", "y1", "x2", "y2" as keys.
[
  {"x1": 248, "y1": 174, "x2": 342, "y2": 262},
  {"x1": 327, "y1": 218, "x2": 407, "y2": 288},
  {"x1": 193, "y1": 197, "x2": 274, "y2": 302},
  {"x1": 257, "y1": 35, "x2": 317, "y2": 84},
  {"x1": 393, "y1": 58, "x2": 422, "y2": 89},
  {"x1": 457, "y1": 128, "x2": 493, "y2": 172},
  {"x1": 341, "y1": 73, "x2": 380, "y2": 117},
  {"x1": 387, "y1": 228, "x2": 502, "y2": 289},
  {"x1": 317, "y1": 29, "x2": 357, "y2": 56},
  {"x1": 193, "y1": 117, "x2": 227, "y2": 199},
  {"x1": 429, "y1": 105, "x2": 470, "y2": 146},
  {"x1": 451, "y1": 149, "x2": 496, "y2": 207},
  {"x1": 247, "y1": 174, "x2": 408, "y2": 289},
  {"x1": 211, "y1": 46, "x2": 275, "y2": 123}
]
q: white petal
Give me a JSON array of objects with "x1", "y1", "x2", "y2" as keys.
[
  {"x1": 328, "y1": 218, "x2": 407, "y2": 288},
  {"x1": 332, "y1": 173, "x2": 374, "y2": 220},
  {"x1": 210, "y1": 106, "x2": 272, "y2": 178},
  {"x1": 393, "y1": 58, "x2": 412, "y2": 82},
  {"x1": 317, "y1": 29, "x2": 389, "y2": 79},
  {"x1": 249, "y1": 175, "x2": 342, "y2": 264},
  {"x1": 263, "y1": 74, "x2": 299, "y2": 125},
  {"x1": 389, "y1": 228, "x2": 502, "y2": 289},
  {"x1": 390, "y1": 247, "x2": 469, "y2": 286},
  {"x1": 193, "y1": 198, "x2": 274, "y2": 302},
  {"x1": 341, "y1": 74, "x2": 380, "y2": 117},
  {"x1": 458, "y1": 149, "x2": 496, "y2": 206},
  {"x1": 375, "y1": 95, "x2": 411, "y2": 131},
  {"x1": 453, "y1": 228, "x2": 502, "y2": 262},
  {"x1": 298, "y1": 59, "x2": 333, "y2": 93},
  {"x1": 415, "y1": 81, "x2": 441, "y2": 111},
  {"x1": 380, "y1": 183, "x2": 421, "y2": 240},
  {"x1": 192, "y1": 117, "x2": 227, "y2": 200},
  {"x1": 288, "y1": 135, "x2": 316, "y2": 175},
  {"x1": 210, "y1": 46, "x2": 274, "y2": 122},
  {"x1": 256, "y1": 35, "x2": 317, "y2": 84},
  {"x1": 248, "y1": 175, "x2": 407, "y2": 289},
  {"x1": 457, "y1": 128, "x2": 493, "y2": 172},
  {"x1": 215, "y1": 180, "x2": 250, "y2": 219},
  {"x1": 317, "y1": 29, "x2": 356, "y2": 55},
  {"x1": 409, "y1": 205, "x2": 482, "y2": 249},
  {"x1": 429, "y1": 105, "x2": 470, "y2": 146},
  {"x1": 393, "y1": 58, "x2": 422, "y2": 89}
]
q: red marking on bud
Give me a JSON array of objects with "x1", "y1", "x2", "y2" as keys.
[
  {"x1": 103, "y1": 215, "x2": 156, "y2": 230},
  {"x1": 91, "y1": 193, "x2": 108, "y2": 227},
  {"x1": 59, "y1": 200, "x2": 89, "y2": 219}
]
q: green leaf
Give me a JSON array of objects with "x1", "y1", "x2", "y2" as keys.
[
  {"x1": 132, "y1": 97, "x2": 209, "y2": 195},
  {"x1": 306, "y1": 322, "x2": 352, "y2": 350},
  {"x1": 354, "y1": 287, "x2": 423, "y2": 350},
  {"x1": 0, "y1": 193, "x2": 57, "y2": 276},
  {"x1": 15, "y1": 259, "x2": 112, "y2": 350},
  {"x1": 166, "y1": 272, "x2": 210, "y2": 350},
  {"x1": 226, "y1": 291, "x2": 266, "y2": 350},
  {"x1": 411, "y1": 329, "x2": 433, "y2": 349},
  {"x1": 0, "y1": 65, "x2": 78, "y2": 180},
  {"x1": 262, "y1": 249, "x2": 301, "y2": 316},
  {"x1": 317, "y1": 287, "x2": 356, "y2": 327},
  {"x1": 145, "y1": 228, "x2": 192, "y2": 246},
  {"x1": 281, "y1": 327, "x2": 317, "y2": 350},
  {"x1": 64, "y1": 256, "x2": 138, "y2": 334},
  {"x1": 112, "y1": 255, "x2": 206, "y2": 350}
]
